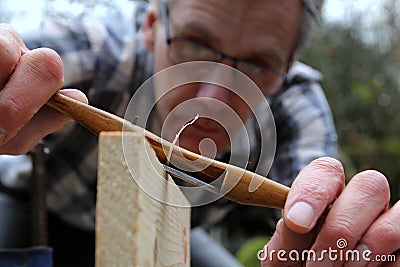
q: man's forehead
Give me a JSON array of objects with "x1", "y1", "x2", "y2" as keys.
[
  {"x1": 167, "y1": 0, "x2": 302, "y2": 60},
  {"x1": 168, "y1": 0, "x2": 302, "y2": 22},
  {"x1": 165, "y1": 0, "x2": 321, "y2": 21},
  {"x1": 168, "y1": 0, "x2": 303, "y2": 27},
  {"x1": 168, "y1": 0, "x2": 304, "y2": 12}
]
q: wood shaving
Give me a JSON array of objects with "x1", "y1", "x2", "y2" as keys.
[{"x1": 167, "y1": 114, "x2": 199, "y2": 165}]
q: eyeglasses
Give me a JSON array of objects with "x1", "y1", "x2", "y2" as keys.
[{"x1": 159, "y1": 1, "x2": 288, "y2": 94}]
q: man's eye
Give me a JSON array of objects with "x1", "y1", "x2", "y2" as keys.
[
  {"x1": 242, "y1": 62, "x2": 265, "y2": 74},
  {"x1": 183, "y1": 42, "x2": 213, "y2": 59}
]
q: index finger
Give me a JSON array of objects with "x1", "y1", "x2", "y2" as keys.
[
  {"x1": 0, "y1": 48, "x2": 64, "y2": 146},
  {"x1": 0, "y1": 24, "x2": 29, "y2": 89},
  {"x1": 283, "y1": 157, "x2": 345, "y2": 233}
]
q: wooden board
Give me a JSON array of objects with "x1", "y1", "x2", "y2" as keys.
[{"x1": 96, "y1": 132, "x2": 190, "y2": 267}]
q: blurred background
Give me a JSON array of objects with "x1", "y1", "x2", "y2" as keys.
[
  {"x1": 1, "y1": 0, "x2": 399, "y2": 266},
  {"x1": 2, "y1": 0, "x2": 398, "y2": 196}
]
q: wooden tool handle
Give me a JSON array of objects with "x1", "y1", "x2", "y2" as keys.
[{"x1": 47, "y1": 93, "x2": 290, "y2": 208}]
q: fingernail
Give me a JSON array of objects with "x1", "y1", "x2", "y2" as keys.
[
  {"x1": 345, "y1": 244, "x2": 371, "y2": 267},
  {"x1": 306, "y1": 259, "x2": 334, "y2": 267},
  {"x1": 306, "y1": 251, "x2": 334, "y2": 267},
  {"x1": 287, "y1": 202, "x2": 315, "y2": 229}
]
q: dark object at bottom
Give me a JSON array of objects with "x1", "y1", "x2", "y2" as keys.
[
  {"x1": 191, "y1": 228, "x2": 243, "y2": 267},
  {"x1": 0, "y1": 246, "x2": 53, "y2": 267}
]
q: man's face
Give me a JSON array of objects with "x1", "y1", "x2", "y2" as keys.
[{"x1": 147, "y1": 0, "x2": 302, "y2": 156}]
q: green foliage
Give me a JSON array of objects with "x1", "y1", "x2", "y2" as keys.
[
  {"x1": 301, "y1": 6, "x2": 400, "y2": 203},
  {"x1": 235, "y1": 236, "x2": 270, "y2": 267}
]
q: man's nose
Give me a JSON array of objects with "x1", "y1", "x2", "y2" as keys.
[{"x1": 196, "y1": 82, "x2": 230, "y2": 103}]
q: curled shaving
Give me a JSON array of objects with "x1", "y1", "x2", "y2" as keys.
[{"x1": 166, "y1": 114, "x2": 199, "y2": 165}]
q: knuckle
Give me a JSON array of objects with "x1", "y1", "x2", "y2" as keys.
[
  {"x1": 324, "y1": 215, "x2": 357, "y2": 239},
  {"x1": 0, "y1": 23, "x2": 18, "y2": 35},
  {"x1": 0, "y1": 24, "x2": 27, "y2": 49},
  {"x1": 311, "y1": 157, "x2": 345, "y2": 178},
  {"x1": 372, "y1": 221, "x2": 400, "y2": 245},
  {"x1": 25, "y1": 48, "x2": 64, "y2": 88},
  {"x1": 299, "y1": 179, "x2": 332, "y2": 203},
  {"x1": 0, "y1": 95, "x2": 30, "y2": 126},
  {"x1": 0, "y1": 35, "x2": 22, "y2": 73},
  {"x1": 0, "y1": 138, "x2": 33, "y2": 155},
  {"x1": 5, "y1": 144, "x2": 27, "y2": 156},
  {"x1": 366, "y1": 202, "x2": 400, "y2": 248},
  {"x1": 351, "y1": 170, "x2": 390, "y2": 202},
  {"x1": 271, "y1": 218, "x2": 285, "y2": 241},
  {"x1": 298, "y1": 157, "x2": 345, "y2": 192},
  {"x1": 289, "y1": 158, "x2": 344, "y2": 210}
]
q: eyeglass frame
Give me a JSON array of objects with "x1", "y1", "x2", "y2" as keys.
[{"x1": 159, "y1": 0, "x2": 291, "y2": 87}]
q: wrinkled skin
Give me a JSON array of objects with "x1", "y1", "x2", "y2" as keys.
[{"x1": 0, "y1": 23, "x2": 87, "y2": 155}]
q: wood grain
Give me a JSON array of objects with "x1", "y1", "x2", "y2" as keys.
[{"x1": 96, "y1": 132, "x2": 190, "y2": 267}]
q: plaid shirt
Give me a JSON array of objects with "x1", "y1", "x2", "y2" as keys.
[{"x1": 19, "y1": 1, "x2": 337, "y2": 230}]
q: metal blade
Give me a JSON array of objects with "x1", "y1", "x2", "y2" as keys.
[{"x1": 161, "y1": 164, "x2": 221, "y2": 196}]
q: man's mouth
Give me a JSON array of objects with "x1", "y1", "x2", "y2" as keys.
[{"x1": 191, "y1": 119, "x2": 224, "y2": 134}]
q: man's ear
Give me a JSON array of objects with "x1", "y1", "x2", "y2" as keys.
[{"x1": 142, "y1": 1, "x2": 158, "y2": 52}]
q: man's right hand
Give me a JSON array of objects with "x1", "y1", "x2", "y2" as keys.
[{"x1": 0, "y1": 23, "x2": 87, "y2": 155}]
